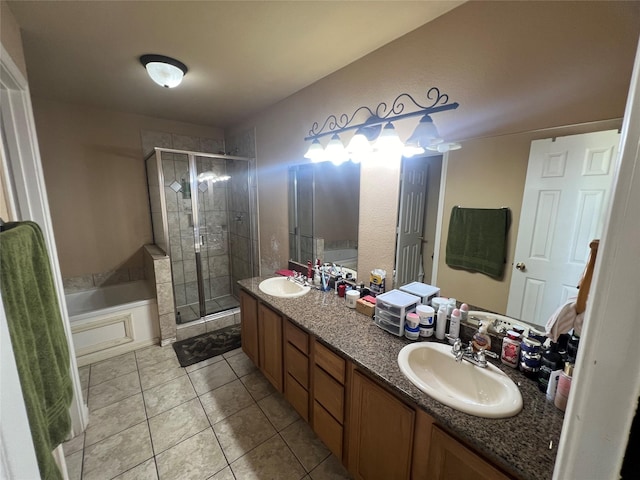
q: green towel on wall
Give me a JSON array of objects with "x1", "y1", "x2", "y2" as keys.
[
  {"x1": 445, "y1": 207, "x2": 510, "y2": 278},
  {"x1": 0, "y1": 221, "x2": 72, "y2": 480}
]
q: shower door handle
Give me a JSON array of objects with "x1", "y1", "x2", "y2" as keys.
[{"x1": 200, "y1": 235, "x2": 205, "y2": 246}]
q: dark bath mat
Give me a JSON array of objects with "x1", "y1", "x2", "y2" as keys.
[{"x1": 173, "y1": 324, "x2": 242, "y2": 367}]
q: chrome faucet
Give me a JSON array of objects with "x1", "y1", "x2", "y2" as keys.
[
  {"x1": 288, "y1": 273, "x2": 310, "y2": 287},
  {"x1": 446, "y1": 335, "x2": 498, "y2": 368}
]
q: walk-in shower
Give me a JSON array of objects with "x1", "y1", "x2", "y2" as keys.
[{"x1": 145, "y1": 148, "x2": 257, "y2": 324}]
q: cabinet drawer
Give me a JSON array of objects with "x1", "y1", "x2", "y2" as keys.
[
  {"x1": 285, "y1": 374, "x2": 309, "y2": 421},
  {"x1": 313, "y1": 400, "x2": 343, "y2": 459},
  {"x1": 315, "y1": 341, "x2": 346, "y2": 384},
  {"x1": 285, "y1": 320, "x2": 309, "y2": 354},
  {"x1": 314, "y1": 365, "x2": 345, "y2": 423},
  {"x1": 285, "y1": 342, "x2": 309, "y2": 389}
]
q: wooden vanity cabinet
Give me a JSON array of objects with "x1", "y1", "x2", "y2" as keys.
[
  {"x1": 239, "y1": 290, "x2": 259, "y2": 365},
  {"x1": 312, "y1": 339, "x2": 348, "y2": 460},
  {"x1": 239, "y1": 290, "x2": 283, "y2": 392},
  {"x1": 257, "y1": 303, "x2": 283, "y2": 392},
  {"x1": 428, "y1": 425, "x2": 513, "y2": 480},
  {"x1": 347, "y1": 369, "x2": 416, "y2": 480},
  {"x1": 284, "y1": 320, "x2": 310, "y2": 421},
  {"x1": 239, "y1": 289, "x2": 519, "y2": 480}
]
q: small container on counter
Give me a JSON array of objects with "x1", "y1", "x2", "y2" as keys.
[
  {"x1": 554, "y1": 362, "x2": 574, "y2": 411},
  {"x1": 435, "y1": 303, "x2": 448, "y2": 340},
  {"x1": 500, "y1": 330, "x2": 521, "y2": 368},
  {"x1": 538, "y1": 343, "x2": 564, "y2": 393},
  {"x1": 416, "y1": 305, "x2": 435, "y2": 335},
  {"x1": 405, "y1": 312, "x2": 420, "y2": 330},
  {"x1": 404, "y1": 323, "x2": 420, "y2": 341},
  {"x1": 346, "y1": 290, "x2": 359, "y2": 309},
  {"x1": 459, "y1": 303, "x2": 469, "y2": 321},
  {"x1": 448, "y1": 308, "x2": 461, "y2": 343},
  {"x1": 519, "y1": 337, "x2": 542, "y2": 377}
]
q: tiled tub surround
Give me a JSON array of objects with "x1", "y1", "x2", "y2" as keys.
[
  {"x1": 64, "y1": 344, "x2": 351, "y2": 480},
  {"x1": 143, "y1": 245, "x2": 176, "y2": 345},
  {"x1": 63, "y1": 266, "x2": 146, "y2": 294},
  {"x1": 239, "y1": 277, "x2": 565, "y2": 480}
]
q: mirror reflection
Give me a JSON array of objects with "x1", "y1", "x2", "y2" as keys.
[
  {"x1": 289, "y1": 162, "x2": 360, "y2": 274},
  {"x1": 396, "y1": 124, "x2": 621, "y2": 328}
]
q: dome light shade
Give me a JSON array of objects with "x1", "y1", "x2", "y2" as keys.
[
  {"x1": 304, "y1": 138, "x2": 325, "y2": 162},
  {"x1": 346, "y1": 128, "x2": 373, "y2": 161},
  {"x1": 374, "y1": 122, "x2": 403, "y2": 155},
  {"x1": 325, "y1": 134, "x2": 349, "y2": 165},
  {"x1": 140, "y1": 54, "x2": 188, "y2": 88},
  {"x1": 405, "y1": 114, "x2": 442, "y2": 148}
]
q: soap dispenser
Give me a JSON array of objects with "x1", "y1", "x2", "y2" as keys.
[{"x1": 471, "y1": 322, "x2": 491, "y2": 352}]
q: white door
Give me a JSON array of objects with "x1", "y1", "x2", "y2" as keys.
[
  {"x1": 395, "y1": 156, "x2": 429, "y2": 286},
  {"x1": 506, "y1": 130, "x2": 620, "y2": 326}
]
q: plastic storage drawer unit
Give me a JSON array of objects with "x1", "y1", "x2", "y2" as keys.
[
  {"x1": 374, "y1": 289, "x2": 421, "y2": 337},
  {"x1": 398, "y1": 282, "x2": 440, "y2": 305}
]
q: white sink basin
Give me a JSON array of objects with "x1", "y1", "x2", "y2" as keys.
[
  {"x1": 259, "y1": 277, "x2": 311, "y2": 298},
  {"x1": 398, "y1": 342, "x2": 522, "y2": 418}
]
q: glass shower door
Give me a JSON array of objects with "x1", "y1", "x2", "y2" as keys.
[
  {"x1": 147, "y1": 148, "x2": 251, "y2": 324},
  {"x1": 194, "y1": 155, "x2": 237, "y2": 316}
]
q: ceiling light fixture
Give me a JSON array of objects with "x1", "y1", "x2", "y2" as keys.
[
  {"x1": 303, "y1": 87, "x2": 460, "y2": 164},
  {"x1": 140, "y1": 54, "x2": 188, "y2": 88}
]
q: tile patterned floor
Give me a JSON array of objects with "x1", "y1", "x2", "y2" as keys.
[{"x1": 64, "y1": 344, "x2": 352, "y2": 480}]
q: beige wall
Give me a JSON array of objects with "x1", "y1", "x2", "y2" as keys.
[
  {"x1": 33, "y1": 98, "x2": 223, "y2": 277},
  {"x1": 0, "y1": 0, "x2": 28, "y2": 80},
  {"x1": 0, "y1": 0, "x2": 26, "y2": 221},
  {"x1": 229, "y1": 1, "x2": 639, "y2": 306}
]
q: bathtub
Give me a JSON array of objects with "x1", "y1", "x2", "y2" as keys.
[
  {"x1": 323, "y1": 248, "x2": 358, "y2": 270},
  {"x1": 66, "y1": 281, "x2": 160, "y2": 366}
]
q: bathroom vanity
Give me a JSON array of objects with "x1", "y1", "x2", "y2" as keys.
[{"x1": 239, "y1": 277, "x2": 564, "y2": 480}]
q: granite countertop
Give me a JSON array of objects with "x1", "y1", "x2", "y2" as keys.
[{"x1": 239, "y1": 276, "x2": 564, "y2": 480}]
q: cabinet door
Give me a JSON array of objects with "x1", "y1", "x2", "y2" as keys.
[
  {"x1": 240, "y1": 290, "x2": 259, "y2": 365},
  {"x1": 428, "y1": 425, "x2": 513, "y2": 480},
  {"x1": 348, "y1": 370, "x2": 415, "y2": 480},
  {"x1": 258, "y1": 304, "x2": 283, "y2": 392}
]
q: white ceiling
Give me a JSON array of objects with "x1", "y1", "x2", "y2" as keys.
[{"x1": 8, "y1": 0, "x2": 464, "y2": 128}]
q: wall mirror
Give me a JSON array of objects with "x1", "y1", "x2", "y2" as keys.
[
  {"x1": 288, "y1": 162, "x2": 360, "y2": 275},
  {"x1": 394, "y1": 125, "x2": 622, "y2": 328}
]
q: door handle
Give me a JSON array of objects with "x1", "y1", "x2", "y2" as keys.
[{"x1": 516, "y1": 262, "x2": 526, "y2": 271}]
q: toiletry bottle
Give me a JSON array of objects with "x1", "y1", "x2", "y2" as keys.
[
  {"x1": 567, "y1": 332, "x2": 580, "y2": 363},
  {"x1": 459, "y1": 303, "x2": 469, "y2": 321},
  {"x1": 435, "y1": 304, "x2": 447, "y2": 340},
  {"x1": 538, "y1": 343, "x2": 563, "y2": 393},
  {"x1": 500, "y1": 330, "x2": 521, "y2": 368},
  {"x1": 448, "y1": 308, "x2": 461, "y2": 344},
  {"x1": 471, "y1": 322, "x2": 491, "y2": 352},
  {"x1": 447, "y1": 298, "x2": 457, "y2": 318},
  {"x1": 554, "y1": 362, "x2": 574, "y2": 411}
]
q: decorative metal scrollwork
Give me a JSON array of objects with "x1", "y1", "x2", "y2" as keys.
[{"x1": 305, "y1": 87, "x2": 458, "y2": 140}]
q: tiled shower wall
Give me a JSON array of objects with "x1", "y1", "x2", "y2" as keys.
[
  {"x1": 225, "y1": 128, "x2": 260, "y2": 295},
  {"x1": 143, "y1": 129, "x2": 259, "y2": 317}
]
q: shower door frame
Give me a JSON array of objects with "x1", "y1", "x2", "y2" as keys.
[{"x1": 146, "y1": 147, "x2": 256, "y2": 321}]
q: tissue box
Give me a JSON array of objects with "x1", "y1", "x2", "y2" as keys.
[{"x1": 356, "y1": 298, "x2": 376, "y2": 317}]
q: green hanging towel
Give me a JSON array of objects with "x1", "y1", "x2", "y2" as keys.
[
  {"x1": 445, "y1": 207, "x2": 510, "y2": 278},
  {"x1": 0, "y1": 221, "x2": 72, "y2": 480}
]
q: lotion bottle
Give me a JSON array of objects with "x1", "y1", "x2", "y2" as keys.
[
  {"x1": 448, "y1": 308, "x2": 461, "y2": 343},
  {"x1": 435, "y1": 304, "x2": 447, "y2": 340}
]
